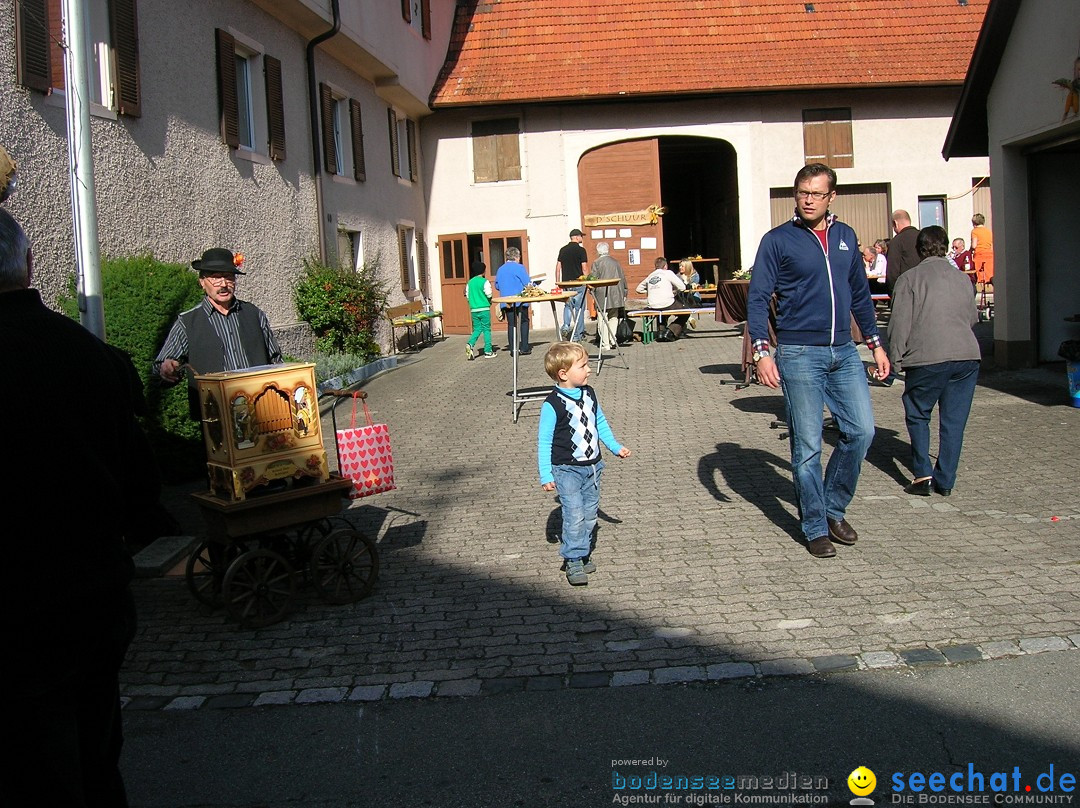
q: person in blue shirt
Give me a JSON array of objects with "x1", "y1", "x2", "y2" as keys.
[
  {"x1": 538, "y1": 342, "x2": 631, "y2": 585},
  {"x1": 494, "y1": 246, "x2": 533, "y2": 355},
  {"x1": 747, "y1": 163, "x2": 890, "y2": 560}
]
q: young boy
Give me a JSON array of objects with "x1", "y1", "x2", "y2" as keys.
[
  {"x1": 464, "y1": 260, "x2": 496, "y2": 359},
  {"x1": 538, "y1": 342, "x2": 631, "y2": 585}
]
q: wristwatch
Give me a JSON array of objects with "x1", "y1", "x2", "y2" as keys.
[{"x1": 752, "y1": 350, "x2": 769, "y2": 363}]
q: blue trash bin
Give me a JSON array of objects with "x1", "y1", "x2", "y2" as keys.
[{"x1": 1068, "y1": 361, "x2": 1080, "y2": 408}]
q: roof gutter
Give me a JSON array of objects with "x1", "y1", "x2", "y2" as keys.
[{"x1": 307, "y1": 0, "x2": 341, "y2": 263}]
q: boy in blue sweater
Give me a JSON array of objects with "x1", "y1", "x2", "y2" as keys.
[{"x1": 538, "y1": 342, "x2": 631, "y2": 585}]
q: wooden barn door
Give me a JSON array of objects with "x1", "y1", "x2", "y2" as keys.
[
  {"x1": 578, "y1": 139, "x2": 664, "y2": 293},
  {"x1": 437, "y1": 233, "x2": 470, "y2": 333}
]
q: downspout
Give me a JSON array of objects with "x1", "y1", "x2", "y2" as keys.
[{"x1": 307, "y1": 0, "x2": 341, "y2": 263}]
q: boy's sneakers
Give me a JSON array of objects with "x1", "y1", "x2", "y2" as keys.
[
  {"x1": 581, "y1": 556, "x2": 596, "y2": 574},
  {"x1": 465, "y1": 344, "x2": 475, "y2": 361},
  {"x1": 483, "y1": 351, "x2": 497, "y2": 359},
  {"x1": 564, "y1": 558, "x2": 588, "y2": 586}
]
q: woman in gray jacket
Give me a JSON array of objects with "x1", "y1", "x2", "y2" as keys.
[{"x1": 888, "y1": 225, "x2": 981, "y2": 496}]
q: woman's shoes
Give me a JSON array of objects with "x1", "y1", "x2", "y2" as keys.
[{"x1": 904, "y1": 478, "x2": 932, "y2": 496}]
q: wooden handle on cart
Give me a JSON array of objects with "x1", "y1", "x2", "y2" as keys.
[{"x1": 322, "y1": 388, "x2": 367, "y2": 399}]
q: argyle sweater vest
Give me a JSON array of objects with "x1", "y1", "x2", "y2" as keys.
[{"x1": 545, "y1": 386, "x2": 601, "y2": 467}]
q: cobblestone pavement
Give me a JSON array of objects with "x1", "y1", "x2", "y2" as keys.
[{"x1": 124, "y1": 317, "x2": 1080, "y2": 711}]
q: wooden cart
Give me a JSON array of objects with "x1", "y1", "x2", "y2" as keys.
[{"x1": 186, "y1": 475, "x2": 379, "y2": 628}]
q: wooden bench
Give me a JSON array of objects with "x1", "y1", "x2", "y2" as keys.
[
  {"x1": 626, "y1": 307, "x2": 715, "y2": 344},
  {"x1": 386, "y1": 301, "x2": 443, "y2": 354}
]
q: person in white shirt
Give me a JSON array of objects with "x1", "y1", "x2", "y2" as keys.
[{"x1": 635, "y1": 257, "x2": 690, "y2": 342}]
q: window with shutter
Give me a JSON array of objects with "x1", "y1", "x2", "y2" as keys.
[
  {"x1": 319, "y1": 82, "x2": 337, "y2": 174},
  {"x1": 350, "y1": 99, "x2": 366, "y2": 182},
  {"x1": 388, "y1": 108, "x2": 401, "y2": 178},
  {"x1": 802, "y1": 108, "x2": 853, "y2": 169},
  {"x1": 471, "y1": 118, "x2": 521, "y2": 183},
  {"x1": 216, "y1": 29, "x2": 240, "y2": 149},
  {"x1": 16, "y1": 0, "x2": 52, "y2": 93},
  {"x1": 264, "y1": 55, "x2": 286, "y2": 160},
  {"x1": 406, "y1": 119, "x2": 418, "y2": 182},
  {"x1": 109, "y1": 0, "x2": 141, "y2": 116},
  {"x1": 397, "y1": 226, "x2": 410, "y2": 291},
  {"x1": 417, "y1": 230, "x2": 429, "y2": 298}
]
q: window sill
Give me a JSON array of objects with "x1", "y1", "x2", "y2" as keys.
[
  {"x1": 330, "y1": 173, "x2": 356, "y2": 186},
  {"x1": 233, "y1": 148, "x2": 272, "y2": 166},
  {"x1": 45, "y1": 92, "x2": 118, "y2": 121}
]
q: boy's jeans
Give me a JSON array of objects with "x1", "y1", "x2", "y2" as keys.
[
  {"x1": 552, "y1": 461, "x2": 604, "y2": 560},
  {"x1": 776, "y1": 342, "x2": 875, "y2": 542}
]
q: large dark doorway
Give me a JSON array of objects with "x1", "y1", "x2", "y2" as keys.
[{"x1": 658, "y1": 137, "x2": 739, "y2": 282}]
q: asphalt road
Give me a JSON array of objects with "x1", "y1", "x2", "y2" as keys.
[{"x1": 121, "y1": 649, "x2": 1080, "y2": 808}]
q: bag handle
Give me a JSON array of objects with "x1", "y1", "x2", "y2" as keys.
[{"x1": 349, "y1": 392, "x2": 374, "y2": 428}]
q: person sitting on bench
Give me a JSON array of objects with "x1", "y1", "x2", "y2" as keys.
[{"x1": 635, "y1": 257, "x2": 690, "y2": 342}]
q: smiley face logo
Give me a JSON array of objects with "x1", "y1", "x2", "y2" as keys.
[{"x1": 848, "y1": 766, "x2": 876, "y2": 796}]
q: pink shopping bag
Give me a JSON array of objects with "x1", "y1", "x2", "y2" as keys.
[{"x1": 336, "y1": 394, "x2": 396, "y2": 499}]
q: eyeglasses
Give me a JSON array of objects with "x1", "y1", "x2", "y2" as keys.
[
  {"x1": 795, "y1": 190, "x2": 833, "y2": 201},
  {"x1": 202, "y1": 275, "x2": 237, "y2": 286}
]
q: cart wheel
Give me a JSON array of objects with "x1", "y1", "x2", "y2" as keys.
[
  {"x1": 298, "y1": 516, "x2": 354, "y2": 544},
  {"x1": 185, "y1": 540, "x2": 240, "y2": 608},
  {"x1": 222, "y1": 548, "x2": 297, "y2": 628},
  {"x1": 310, "y1": 529, "x2": 379, "y2": 605}
]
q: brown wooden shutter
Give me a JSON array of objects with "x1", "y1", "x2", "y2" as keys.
[
  {"x1": 401, "y1": 0, "x2": 410, "y2": 23},
  {"x1": 406, "y1": 118, "x2": 418, "y2": 181},
  {"x1": 110, "y1": 0, "x2": 141, "y2": 117},
  {"x1": 388, "y1": 108, "x2": 400, "y2": 177},
  {"x1": 349, "y1": 98, "x2": 366, "y2": 181},
  {"x1": 828, "y1": 118, "x2": 854, "y2": 169},
  {"x1": 421, "y1": 0, "x2": 431, "y2": 39},
  {"x1": 398, "y1": 226, "x2": 409, "y2": 291},
  {"x1": 48, "y1": 0, "x2": 64, "y2": 90},
  {"x1": 264, "y1": 55, "x2": 286, "y2": 161},
  {"x1": 215, "y1": 28, "x2": 239, "y2": 149},
  {"x1": 417, "y1": 230, "x2": 429, "y2": 298},
  {"x1": 16, "y1": 0, "x2": 52, "y2": 92},
  {"x1": 319, "y1": 82, "x2": 336, "y2": 174}
]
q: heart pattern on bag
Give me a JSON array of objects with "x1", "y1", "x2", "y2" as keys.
[{"x1": 337, "y1": 424, "x2": 396, "y2": 499}]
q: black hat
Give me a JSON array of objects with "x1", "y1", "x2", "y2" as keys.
[
  {"x1": 191, "y1": 247, "x2": 245, "y2": 274},
  {"x1": 569, "y1": 228, "x2": 584, "y2": 238}
]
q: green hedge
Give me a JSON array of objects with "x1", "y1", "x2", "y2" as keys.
[{"x1": 60, "y1": 255, "x2": 205, "y2": 481}]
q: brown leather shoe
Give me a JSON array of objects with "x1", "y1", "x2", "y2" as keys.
[
  {"x1": 806, "y1": 536, "x2": 836, "y2": 558},
  {"x1": 827, "y1": 517, "x2": 858, "y2": 545}
]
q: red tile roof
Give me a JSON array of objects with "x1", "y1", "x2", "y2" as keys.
[{"x1": 431, "y1": 0, "x2": 989, "y2": 107}]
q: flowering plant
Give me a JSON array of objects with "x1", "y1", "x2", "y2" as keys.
[{"x1": 732, "y1": 267, "x2": 752, "y2": 280}]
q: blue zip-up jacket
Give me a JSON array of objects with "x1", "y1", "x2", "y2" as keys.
[{"x1": 747, "y1": 213, "x2": 880, "y2": 348}]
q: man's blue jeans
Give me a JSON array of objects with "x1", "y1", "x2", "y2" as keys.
[
  {"x1": 776, "y1": 342, "x2": 876, "y2": 541},
  {"x1": 552, "y1": 461, "x2": 604, "y2": 560},
  {"x1": 901, "y1": 360, "x2": 979, "y2": 490},
  {"x1": 562, "y1": 287, "x2": 586, "y2": 340},
  {"x1": 504, "y1": 305, "x2": 530, "y2": 353}
]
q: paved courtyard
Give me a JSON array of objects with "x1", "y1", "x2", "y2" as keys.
[{"x1": 124, "y1": 315, "x2": 1080, "y2": 709}]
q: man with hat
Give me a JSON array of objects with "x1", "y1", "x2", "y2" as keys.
[
  {"x1": 154, "y1": 247, "x2": 282, "y2": 417},
  {"x1": 556, "y1": 228, "x2": 588, "y2": 341}
]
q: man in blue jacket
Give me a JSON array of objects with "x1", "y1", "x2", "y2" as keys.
[{"x1": 747, "y1": 163, "x2": 890, "y2": 559}]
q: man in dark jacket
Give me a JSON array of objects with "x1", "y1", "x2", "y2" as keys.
[
  {"x1": 747, "y1": 163, "x2": 890, "y2": 559},
  {"x1": 885, "y1": 209, "x2": 920, "y2": 294},
  {"x1": 557, "y1": 228, "x2": 589, "y2": 341},
  {"x1": 1, "y1": 207, "x2": 160, "y2": 806},
  {"x1": 154, "y1": 247, "x2": 282, "y2": 418}
]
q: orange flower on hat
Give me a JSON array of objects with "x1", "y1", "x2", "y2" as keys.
[{"x1": 233, "y1": 253, "x2": 245, "y2": 268}]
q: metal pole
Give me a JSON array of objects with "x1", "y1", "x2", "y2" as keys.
[{"x1": 62, "y1": 0, "x2": 105, "y2": 339}]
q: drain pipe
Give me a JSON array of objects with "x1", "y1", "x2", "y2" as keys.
[{"x1": 307, "y1": 0, "x2": 341, "y2": 263}]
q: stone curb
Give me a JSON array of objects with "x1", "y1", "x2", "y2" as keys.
[{"x1": 121, "y1": 636, "x2": 1079, "y2": 712}]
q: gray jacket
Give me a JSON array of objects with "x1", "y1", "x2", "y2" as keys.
[
  {"x1": 888, "y1": 256, "x2": 980, "y2": 370},
  {"x1": 591, "y1": 255, "x2": 627, "y2": 309}
]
